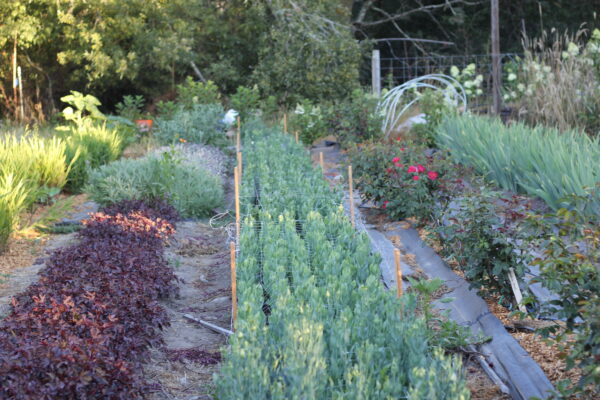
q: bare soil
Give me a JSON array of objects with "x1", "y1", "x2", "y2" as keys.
[{"x1": 144, "y1": 221, "x2": 232, "y2": 400}]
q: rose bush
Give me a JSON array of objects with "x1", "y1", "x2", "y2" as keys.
[{"x1": 348, "y1": 140, "x2": 457, "y2": 222}]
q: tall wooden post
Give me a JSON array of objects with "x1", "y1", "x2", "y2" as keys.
[
  {"x1": 17, "y1": 66, "x2": 24, "y2": 121},
  {"x1": 348, "y1": 165, "x2": 355, "y2": 228},
  {"x1": 319, "y1": 152, "x2": 324, "y2": 170},
  {"x1": 372, "y1": 49, "x2": 381, "y2": 96},
  {"x1": 234, "y1": 167, "x2": 240, "y2": 243},
  {"x1": 283, "y1": 113, "x2": 288, "y2": 133},
  {"x1": 12, "y1": 36, "x2": 18, "y2": 120},
  {"x1": 230, "y1": 241, "x2": 237, "y2": 326},
  {"x1": 394, "y1": 249, "x2": 403, "y2": 298},
  {"x1": 236, "y1": 116, "x2": 241, "y2": 151},
  {"x1": 491, "y1": 0, "x2": 502, "y2": 115}
]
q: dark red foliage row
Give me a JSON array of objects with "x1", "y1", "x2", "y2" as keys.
[{"x1": 0, "y1": 201, "x2": 179, "y2": 399}]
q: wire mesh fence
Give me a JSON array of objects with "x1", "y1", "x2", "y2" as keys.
[{"x1": 378, "y1": 53, "x2": 521, "y2": 111}]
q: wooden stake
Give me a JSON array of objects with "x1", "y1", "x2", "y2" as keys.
[
  {"x1": 508, "y1": 268, "x2": 527, "y2": 313},
  {"x1": 283, "y1": 113, "x2": 288, "y2": 133},
  {"x1": 236, "y1": 116, "x2": 241, "y2": 151},
  {"x1": 394, "y1": 249, "x2": 403, "y2": 298},
  {"x1": 319, "y1": 152, "x2": 324, "y2": 170},
  {"x1": 295, "y1": 131, "x2": 299, "y2": 144},
  {"x1": 348, "y1": 165, "x2": 355, "y2": 228},
  {"x1": 230, "y1": 241, "x2": 238, "y2": 326},
  {"x1": 234, "y1": 167, "x2": 240, "y2": 243},
  {"x1": 237, "y1": 151, "x2": 242, "y2": 178}
]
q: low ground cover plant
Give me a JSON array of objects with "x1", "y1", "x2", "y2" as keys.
[
  {"x1": 86, "y1": 149, "x2": 223, "y2": 218},
  {"x1": 438, "y1": 114, "x2": 600, "y2": 212},
  {"x1": 217, "y1": 123, "x2": 469, "y2": 398},
  {"x1": 0, "y1": 200, "x2": 178, "y2": 398}
]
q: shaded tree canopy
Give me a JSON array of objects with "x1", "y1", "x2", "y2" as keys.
[{"x1": 0, "y1": 0, "x2": 598, "y2": 117}]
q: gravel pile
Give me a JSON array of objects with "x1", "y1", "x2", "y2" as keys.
[{"x1": 152, "y1": 144, "x2": 229, "y2": 181}]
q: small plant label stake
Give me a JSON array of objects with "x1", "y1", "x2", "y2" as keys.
[
  {"x1": 348, "y1": 165, "x2": 355, "y2": 228},
  {"x1": 283, "y1": 113, "x2": 288, "y2": 134},
  {"x1": 394, "y1": 249, "x2": 403, "y2": 298},
  {"x1": 319, "y1": 152, "x2": 324, "y2": 171},
  {"x1": 237, "y1": 151, "x2": 243, "y2": 178},
  {"x1": 234, "y1": 167, "x2": 240, "y2": 243},
  {"x1": 236, "y1": 116, "x2": 241, "y2": 151},
  {"x1": 508, "y1": 267, "x2": 527, "y2": 313},
  {"x1": 230, "y1": 241, "x2": 238, "y2": 328},
  {"x1": 295, "y1": 131, "x2": 299, "y2": 144}
]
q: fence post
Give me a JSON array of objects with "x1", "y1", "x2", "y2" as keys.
[
  {"x1": 372, "y1": 49, "x2": 381, "y2": 96},
  {"x1": 491, "y1": 0, "x2": 502, "y2": 115},
  {"x1": 348, "y1": 165, "x2": 355, "y2": 228},
  {"x1": 394, "y1": 249, "x2": 403, "y2": 298},
  {"x1": 230, "y1": 241, "x2": 237, "y2": 327},
  {"x1": 234, "y1": 167, "x2": 240, "y2": 243}
]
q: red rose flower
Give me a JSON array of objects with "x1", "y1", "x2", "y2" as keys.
[
  {"x1": 394, "y1": 162, "x2": 402, "y2": 168},
  {"x1": 386, "y1": 168, "x2": 392, "y2": 174},
  {"x1": 382, "y1": 200, "x2": 389, "y2": 209},
  {"x1": 413, "y1": 175, "x2": 420, "y2": 181},
  {"x1": 428, "y1": 171, "x2": 439, "y2": 180},
  {"x1": 392, "y1": 157, "x2": 401, "y2": 163},
  {"x1": 407, "y1": 165, "x2": 418, "y2": 173},
  {"x1": 395, "y1": 137, "x2": 401, "y2": 142},
  {"x1": 417, "y1": 164, "x2": 425, "y2": 173},
  {"x1": 400, "y1": 147, "x2": 406, "y2": 151}
]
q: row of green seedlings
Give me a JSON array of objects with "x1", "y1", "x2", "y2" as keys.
[{"x1": 216, "y1": 121, "x2": 469, "y2": 399}]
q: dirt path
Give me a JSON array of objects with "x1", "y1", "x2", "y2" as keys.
[
  {"x1": 145, "y1": 221, "x2": 232, "y2": 400},
  {"x1": 0, "y1": 233, "x2": 77, "y2": 319}
]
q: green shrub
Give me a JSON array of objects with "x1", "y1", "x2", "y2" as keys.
[
  {"x1": 64, "y1": 123, "x2": 125, "y2": 192},
  {"x1": 325, "y1": 89, "x2": 383, "y2": 147},
  {"x1": 289, "y1": 99, "x2": 328, "y2": 145},
  {"x1": 229, "y1": 85, "x2": 261, "y2": 121},
  {"x1": 176, "y1": 77, "x2": 221, "y2": 109},
  {"x1": 154, "y1": 104, "x2": 227, "y2": 147},
  {"x1": 115, "y1": 95, "x2": 145, "y2": 121},
  {"x1": 523, "y1": 190, "x2": 599, "y2": 398},
  {"x1": 85, "y1": 150, "x2": 223, "y2": 218},
  {"x1": 434, "y1": 190, "x2": 526, "y2": 303},
  {"x1": 411, "y1": 90, "x2": 452, "y2": 146},
  {"x1": 438, "y1": 114, "x2": 600, "y2": 211},
  {"x1": 0, "y1": 174, "x2": 31, "y2": 252},
  {"x1": 348, "y1": 140, "x2": 457, "y2": 222}
]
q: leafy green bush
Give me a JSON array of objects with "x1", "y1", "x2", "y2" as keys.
[
  {"x1": 64, "y1": 123, "x2": 125, "y2": 192},
  {"x1": 217, "y1": 122, "x2": 469, "y2": 398},
  {"x1": 85, "y1": 150, "x2": 223, "y2": 218},
  {"x1": 349, "y1": 140, "x2": 457, "y2": 222},
  {"x1": 411, "y1": 90, "x2": 452, "y2": 146},
  {"x1": 438, "y1": 114, "x2": 600, "y2": 211},
  {"x1": 176, "y1": 77, "x2": 221, "y2": 109},
  {"x1": 523, "y1": 190, "x2": 599, "y2": 399},
  {"x1": 154, "y1": 104, "x2": 227, "y2": 147},
  {"x1": 0, "y1": 174, "x2": 32, "y2": 252},
  {"x1": 229, "y1": 85, "x2": 261, "y2": 121},
  {"x1": 115, "y1": 95, "x2": 145, "y2": 121},
  {"x1": 325, "y1": 89, "x2": 383, "y2": 147},
  {"x1": 289, "y1": 99, "x2": 328, "y2": 145},
  {"x1": 435, "y1": 190, "x2": 527, "y2": 303}
]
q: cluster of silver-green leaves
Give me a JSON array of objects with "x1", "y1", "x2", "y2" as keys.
[{"x1": 215, "y1": 120, "x2": 469, "y2": 399}]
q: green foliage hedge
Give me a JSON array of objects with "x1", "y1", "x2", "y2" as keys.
[
  {"x1": 216, "y1": 121, "x2": 469, "y2": 399},
  {"x1": 437, "y1": 114, "x2": 600, "y2": 212},
  {"x1": 85, "y1": 150, "x2": 223, "y2": 218}
]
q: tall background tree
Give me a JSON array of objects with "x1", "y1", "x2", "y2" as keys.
[{"x1": 1, "y1": 0, "x2": 598, "y2": 119}]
